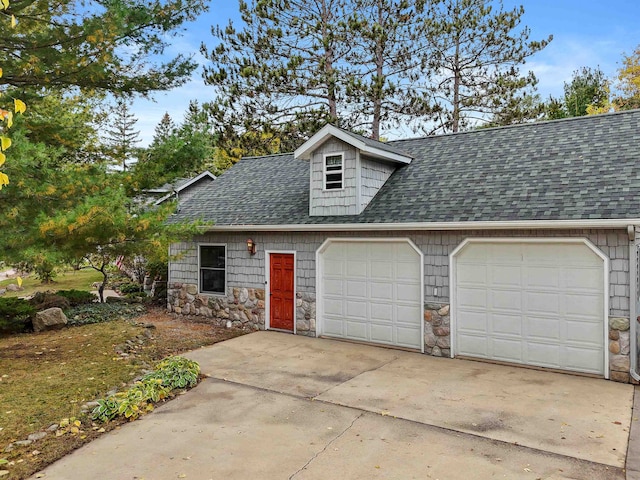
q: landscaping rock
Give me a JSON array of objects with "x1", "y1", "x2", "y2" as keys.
[
  {"x1": 14, "y1": 440, "x2": 32, "y2": 447},
  {"x1": 27, "y1": 432, "x2": 47, "y2": 442},
  {"x1": 3, "y1": 444, "x2": 13, "y2": 453},
  {"x1": 609, "y1": 317, "x2": 630, "y2": 331},
  {"x1": 33, "y1": 307, "x2": 68, "y2": 332},
  {"x1": 6, "y1": 284, "x2": 21, "y2": 292},
  {"x1": 0, "y1": 288, "x2": 6, "y2": 296},
  {"x1": 47, "y1": 424, "x2": 59, "y2": 432}
]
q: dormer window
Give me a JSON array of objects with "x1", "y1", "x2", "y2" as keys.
[{"x1": 324, "y1": 153, "x2": 344, "y2": 190}]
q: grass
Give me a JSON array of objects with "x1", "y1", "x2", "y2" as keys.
[
  {"x1": 0, "y1": 269, "x2": 104, "y2": 298},
  {"x1": 0, "y1": 310, "x2": 246, "y2": 479}
]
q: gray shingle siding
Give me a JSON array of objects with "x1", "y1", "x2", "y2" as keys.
[
  {"x1": 360, "y1": 156, "x2": 395, "y2": 211},
  {"x1": 309, "y1": 139, "x2": 358, "y2": 216},
  {"x1": 169, "y1": 228, "x2": 630, "y2": 317}
]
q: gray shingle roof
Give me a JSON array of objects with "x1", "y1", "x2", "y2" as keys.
[{"x1": 173, "y1": 110, "x2": 640, "y2": 226}]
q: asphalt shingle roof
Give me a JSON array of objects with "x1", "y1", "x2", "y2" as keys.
[{"x1": 174, "y1": 110, "x2": 640, "y2": 226}]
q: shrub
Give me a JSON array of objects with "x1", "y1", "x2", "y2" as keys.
[
  {"x1": 56, "y1": 289, "x2": 97, "y2": 306},
  {"x1": 118, "y1": 282, "x2": 142, "y2": 294},
  {"x1": 29, "y1": 291, "x2": 70, "y2": 310},
  {"x1": 65, "y1": 303, "x2": 146, "y2": 326},
  {"x1": 0, "y1": 298, "x2": 36, "y2": 333},
  {"x1": 92, "y1": 356, "x2": 200, "y2": 422}
]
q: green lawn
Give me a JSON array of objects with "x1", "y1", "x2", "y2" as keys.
[{"x1": 0, "y1": 269, "x2": 104, "y2": 297}]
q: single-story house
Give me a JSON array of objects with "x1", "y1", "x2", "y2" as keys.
[{"x1": 168, "y1": 110, "x2": 640, "y2": 383}]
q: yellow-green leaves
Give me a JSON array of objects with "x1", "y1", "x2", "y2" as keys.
[
  {"x1": 0, "y1": 0, "x2": 8, "y2": 10},
  {"x1": 0, "y1": 137, "x2": 11, "y2": 151},
  {"x1": 14, "y1": 99, "x2": 26, "y2": 114},
  {"x1": 0, "y1": 172, "x2": 8, "y2": 188}
]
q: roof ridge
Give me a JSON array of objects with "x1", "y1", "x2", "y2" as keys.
[
  {"x1": 387, "y1": 108, "x2": 640, "y2": 144},
  {"x1": 241, "y1": 152, "x2": 294, "y2": 160}
]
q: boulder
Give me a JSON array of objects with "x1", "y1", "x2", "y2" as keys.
[
  {"x1": 6, "y1": 284, "x2": 21, "y2": 292},
  {"x1": 33, "y1": 307, "x2": 68, "y2": 332}
]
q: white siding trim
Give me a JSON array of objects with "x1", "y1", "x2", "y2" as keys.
[
  {"x1": 265, "y1": 250, "x2": 297, "y2": 334},
  {"x1": 449, "y1": 237, "x2": 610, "y2": 378},
  {"x1": 316, "y1": 237, "x2": 424, "y2": 352},
  {"x1": 198, "y1": 219, "x2": 640, "y2": 233}
]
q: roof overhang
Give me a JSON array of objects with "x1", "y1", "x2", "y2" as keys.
[
  {"x1": 197, "y1": 219, "x2": 640, "y2": 232},
  {"x1": 294, "y1": 124, "x2": 413, "y2": 164}
]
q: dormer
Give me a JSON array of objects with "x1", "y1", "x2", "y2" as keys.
[{"x1": 294, "y1": 125, "x2": 413, "y2": 216}]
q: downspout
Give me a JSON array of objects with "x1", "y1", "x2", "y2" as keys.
[{"x1": 627, "y1": 225, "x2": 640, "y2": 382}]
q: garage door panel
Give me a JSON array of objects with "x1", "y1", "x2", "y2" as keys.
[
  {"x1": 526, "y1": 267, "x2": 560, "y2": 288},
  {"x1": 397, "y1": 326, "x2": 422, "y2": 347},
  {"x1": 526, "y1": 316, "x2": 560, "y2": 341},
  {"x1": 490, "y1": 265, "x2": 520, "y2": 286},
  {"x1": 347, "y1": 260, "x2": 367, "y2": 277},
  {"x1": 457, "y1": 263, "x2": 487, "y2": 284},
  {"x1": 526, "y1": 342, "x2": 561, "y2": 368},
  {"x1": 346, "y1": 300, "x2": 367, "y2": 319},
  {"x1": 566, "y1": 320, "x2": 602, "y2": 345},
  {"x1": 458, "y1": 287, "x2": 488, "y2": 309},
  {"x1": 490, "y1": 337, "x2": 522, "y2": 362},
  {"x1": 565, "y1": 294, "x2": 601, "y2": 316},
  {"x1": 491, "y1": 289, "x2": 522, "y2": 311},
  {"x1": 324, "y1": 280, "x2": 344, "y2": 295},
  {"x1": 455, "y1": 241, "x2": 605, "y2": 376},
  {"x1": 396, "y1": 283, "x2": 421, "y2": 302},
  {"x1": 346, "y1": 280, "x2": 367, "y2": 298},
  {"x1": 370, "y1": 324, "x2": 393, "y2": 344},
  {"x1": 396, "y1": 304, "x2": 422, "y2": 325},
  {"x1": 324, "y1": 317, "x2": 345, "y2": 336},
  {"x1": 345, "y1": 321, "x2": 368, "y2": 341},
  {"x1": 321, "y1": 241, "x2": 422, "y2": 350},
  {"x1": 458, "y1": 334, "x2": 488, "y2": 357},
  {"x1": 370, "y1": 261, "x2": 393, "y2": 279},
  {"x1": 457, "y1": 310, "x2": 487, "y2": 332},
  {"x1": 324, "y1": 298, "x2": 344, "y2": 316},
  {"x1": 324, "y1": 259, "x2": 344, "y2": 275},
  {"x1": 564, "y1": 346, "x2": 603, "y2": 373},
  {"x1": 370, "y1": 303, "x2": 392, "y2": 322},
  {"x1": 492, "y1": 314, "x2": 522, "y2": 336},
  {"x1": 396, "y1": 261, "x2": 421, "y2": 280},
  {"x1": 524, "y1": 291, "x2": 559, "y2": 315},
  {"x1": 565, "y1": 267, "x2": 604, "y2": 289}
]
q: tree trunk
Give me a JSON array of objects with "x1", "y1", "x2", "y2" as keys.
[
  {"x1": 98, "y1": 268, "x2": 108, "y2": 303},
  {"x1": 371, "y1": 0, "x2": 384, "y2": 140},
  {"x1": 452, "y1": 34, "x2": 461, "y2": 133}
]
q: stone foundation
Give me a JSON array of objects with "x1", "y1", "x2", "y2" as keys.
[
  {"x1": 167, "y1": 283, "x2": 264, "y2": 331},
  {"x1": 424, "y1": 303, "x2": 451, "y2": 357},
  {"x1": 608, "y1": 316, "x2": 631, "y2": 383},
  {"x1": 295, "y1": 292, "x2": 316, "y2": 336}
]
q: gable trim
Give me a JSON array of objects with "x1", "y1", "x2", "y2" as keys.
[{"x1": 294, "y1": 124, "x2": 412, "y2": 164}]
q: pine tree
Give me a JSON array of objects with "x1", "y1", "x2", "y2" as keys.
[
  {"x1": 422, "y1": 0, "x2": 551, "y2": 133},
  {"x1": 104, "y1": 98, "x2": 141, "y2": 171}
]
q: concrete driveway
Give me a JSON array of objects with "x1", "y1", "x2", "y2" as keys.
[{"x1": 32, "y1": 331, "x2": 635, "y2": 480}]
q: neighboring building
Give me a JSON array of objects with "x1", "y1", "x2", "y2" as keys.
[
  {"x1": 168, "y1": 111, "x2": 640, "y2": 383},
  {"x1": 139, "y1": 171, "x2": 216, "y2": 208}
]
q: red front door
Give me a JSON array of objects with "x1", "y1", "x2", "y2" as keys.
[{"x1": 269, "y1": 253, "x2": 295, "y2": 331}]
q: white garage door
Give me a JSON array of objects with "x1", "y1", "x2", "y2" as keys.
[
  {"x1": 320, "y1": 240, "x2": 423, "y2": 350},
  {"x1": 454, "y1": 241, "x2": 606, "y2": 375}
]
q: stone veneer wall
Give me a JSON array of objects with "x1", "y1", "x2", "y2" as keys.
[
  {"x1": 609, "y1": 316, "x2": 631, "y2": 383},
  {"x1": 167, "y1": 283, "x2": 265, "y2": 331},
  {"x1": 424, "y1": 303, "x2": 451, "y2": 357}
]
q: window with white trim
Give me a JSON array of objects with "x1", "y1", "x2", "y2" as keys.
[
  {"x1": 324, "y1": 153, "x2": 343, "y2": 190},
  {"x1": 199, "y1": 245, "x2": 226, "y2": 294}
]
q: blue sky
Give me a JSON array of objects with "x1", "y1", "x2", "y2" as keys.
[{"x1": 132, "y1": 0, "x2": 640, "y2": 145}]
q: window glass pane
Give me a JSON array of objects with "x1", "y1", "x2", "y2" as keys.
[
  {"x1": 325, "y1": 182, "x2": 342, "y2": 190},
  {"x1": 201, "y1": 246, "x2": 225, "y2": 268},
  {"x1": 201, "y1": 269, "x2": 225, "y2": 294},
  {"x1": 325, "y1": 155, "x2": 342, "y2": 167},
  {"x1": 326, "y1": 173, "x2": 343, "y2": 182}
]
